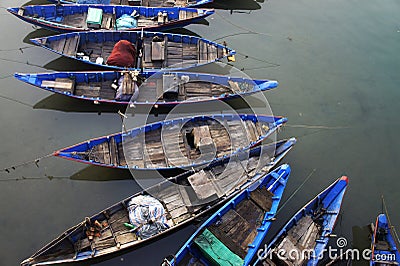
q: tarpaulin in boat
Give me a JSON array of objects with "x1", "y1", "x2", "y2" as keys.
[
  {"x1": 127, "y1": 195, "x2": 169, "y2": 239},
  {"x1": 116, "y1": 14, "x2": 138, "y2": 30},
  {"x1": 194, "y1": 229, "x2": 244, "y2": 265},
  {"x1": 106, "y1": 40, "x2": 137, "y2": 68}
]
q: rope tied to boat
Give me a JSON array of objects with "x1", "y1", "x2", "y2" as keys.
[
  {"x1": 0, "y1": 153, "x2": 54, "y2": 174},
  {"x1": 275, "y1": 168, "x2": 317, "y2": 215}
]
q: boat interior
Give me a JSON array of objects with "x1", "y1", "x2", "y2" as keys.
[
  {"x1": 265, "y1": 215, "x2": 322, "y2": 266},
  {"x1": 28, "y1": 147, "x2": 266, "y2": 264},
  {"x1": 18, "y1": 6, "x2": 200, "y2": 30},
  {"x1": 38, "y1": 71, "x2": 252, "y2": 102},
  {"x1": 178, "y1": 186, "x2": 274, "y2": 265},
  {"x1": 44, "y1": 32, "x2": 225, "y2": 69},
  {"x1": 65, "y1": 116, "x2": 270, "y2": 168}
]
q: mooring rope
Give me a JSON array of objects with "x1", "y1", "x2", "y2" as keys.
[
  {"x1": 0, "y1": 175, "x2": 69, "y2": 182},
  {"x1": 0, "y1": 57, "x2": 45, "y2": 69},
  {"x1": 215, "y1": 12, "x2": 273, "y2": 38},
  {"x1": 286, "y1": 124, "x2": 350, "y2": 130},
  {"x1": 0, "y1": 93, "x2": 34, "y2": 108},
  {"x1": 0, "y1": 46, "x2": 34, "y2": 53},
  {"x1": 275, "y1": 168, "x2": 317, "y2": 215},
  {"x1": 0, "y1": 153, "x2": 54, "y2": 174}
]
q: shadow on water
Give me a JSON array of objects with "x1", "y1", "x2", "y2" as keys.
[
  {"x1": 33, "y1": 94, "x2": 125, "y2": 113},
  {"x1": 69, "y1": 165, "x2": 133, "y2": 181},
  {"x1": 33, "y1": 90, "x2": 268, "y2": 114},
  {"x1": 43, "y1": 57, "x2": 108, "y2": 71},
  {"x1": 23, "y1": 28, "x2": 55, "y2": 45},
  {"x1": 22, "y1": 0, "x2": 49, "y2": 6},
  {"x1": 205, "y1": 0, "x2": 261, "y2": 11},
  {"x1": 165, "y1": 28, "x2": 201, "y2": 38}
]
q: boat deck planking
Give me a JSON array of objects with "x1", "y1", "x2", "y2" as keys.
[
  {"x1": 205, "y1": 187, "x2": 274, "y2": 259},
  {"x1": 267, "y1": 215, "x2": 321, "y2": 266},
  {"x1": 68, "y1": 154, "x2": 263, "y2": 262}
]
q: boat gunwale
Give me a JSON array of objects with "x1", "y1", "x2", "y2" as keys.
[
  {"x1": 53, "y1": 114, "x2": 287, "y2": 170},
  {"x1": 8, "y1": 5, "x2": 215, "y2": 33},
  {"x1": 14, "y1": 71, "x2": 278, "y2": 106},
  {"x1": 255, "y1": 175, "x2": 349, "y2": 265},
  {"x1": 29, "y1": 30, "x2": 236, "y2": 71}
]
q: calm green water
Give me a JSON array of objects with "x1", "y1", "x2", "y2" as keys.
[{"x1": 0, "y1": 0, "x2": 399, "y2": 265}]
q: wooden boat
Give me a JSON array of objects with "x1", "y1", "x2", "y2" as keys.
[
  {"x1": 14, "y1": 71, "x2": 278, "y2": 106},
  {"x1": 30, "y1": 31, "x2": 235, "y2": 71},
  {"x1": 46, "y1": 0, "x2": 213, "y2": 8},
  {"x1": 20, "y1": 139, "x2": 296, "y2": 266},
  {"x1": 53, "y1": 114, "x2": 288, "y2": 170},
  {"x1": 7, "y1": 5, "x2": 214, "y2": 33},
  {"x1": 370, "y1": 213, "x2": 400, "y2": 265},
  {"x1": 164, "y1": 163, "x2": 291, "y2": 266},
  {"x1": 255, "y1": 175, "x2": 349, "y2": 266}
]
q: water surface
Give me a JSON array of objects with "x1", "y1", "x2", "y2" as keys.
[{"x1": 0, "y1": 0, "x2": 399, "y2": 265}]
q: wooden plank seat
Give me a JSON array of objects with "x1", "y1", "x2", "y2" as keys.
[
  {"x1": 207, "y1": 193, "x2": 268, "y2": 258},
  {"x1": 41, "y1": 78, "x2": 75, "y2": 93},
  {"x1": 188, "y1": 170, "x2": 219, "y2": 200},
  {"x1": 101, "y1": 13, "x2": 115, "y2": 30}
]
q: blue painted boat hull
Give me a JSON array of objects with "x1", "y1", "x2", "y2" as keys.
[
  {"x1": 255, "y1": 175, "x2": 349, "y2": 266},
  {"x1": 14, "y1": 71, "x2": 278, "y2": 106},
  {"x1": 30, "y1": 31, "x2": 235, "y2": 71},
  {"x1": 46, "y1": 0, "x2": 214, "y2": 8},
  {"x1": 8, "y1": 5, "x2": 214, "y2": 33},
  {"x1": 370, "y1": 213, "x2": 400, "y2": 265},
  {"x1": 169, "y1": 164, "x2": 291, "y2": 266},
  {"x1": 53, "y1": 114, "x2": 288, "y2": 171}
]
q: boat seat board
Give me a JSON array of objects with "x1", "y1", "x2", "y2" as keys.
[
  {"x1": 194, "y1": 229, "x2": 244, "y2": 266},
  {"x1": 101, "y1": 13, "x2": 115, "y2": 30},
  {"x1": 41, "y1": 78, "x2": 75, "y2": 93},
  {"x1": 63, "y1": 35, "x2": 80, "y2": 56},
  {"x1": 250, "y1": 187, "x2": 274, "y2": 212},
  {"x1": 208, "y1": 197, "x2": 265, "y2": 258},
  {"x1": 188, "y1": 170, "x2": 218, "y2": 200},
  {"x1": 75, "y1": 81, "x2": 116, "y2": 100}
]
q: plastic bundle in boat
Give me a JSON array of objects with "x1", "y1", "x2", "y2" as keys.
[{"x1": 127, "y1": 195, "x2": 169, "y2": 239}]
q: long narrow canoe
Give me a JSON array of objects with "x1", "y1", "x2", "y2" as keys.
[
  {"x1": 53, "y1": 114, "x2": 288, "y2": 170},
  {"x1": 30, "y1": 31, "x2": 235, "y2": 71},
  {"x1": 370, "y1": 214, "x2": 400, "y2": 265},
  {"x1": 165, "y1": 164, "x2": 291, "y2": 266},
  {"x1": 8, "y1": 5, "x2": 213, "y2": 33},
  {"x1": 21, "y1": 139, "x2": 296, "y2": 266},
  {"x1": 14, "y1": 71, "x2": 278, "y2": 106},
  {"x1": 255, "y1": 175, "x2": 349, "y2": 266},
  {"x1": 46, "y1": 0, "x2": 213, "y2": 8}
]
